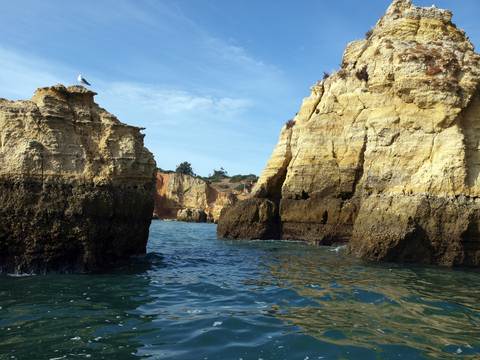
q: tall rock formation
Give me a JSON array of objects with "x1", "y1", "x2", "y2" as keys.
[
  {"x1": 0, "y1": 85, "x2": 156, "y2": 273},
  {"x1": 218, "y1": 0, "x2": 480, "y2": 266}
]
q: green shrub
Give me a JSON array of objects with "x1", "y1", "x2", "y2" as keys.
[
  {"x1": 175, "y1": 162, "x2": 194, "y2": 176},
  {"x1": 208, "y1": 167, "x2": 228, "y2": 182},
  {"x1": 229, "y1": 174, "x2": 258, "y2": 183}
]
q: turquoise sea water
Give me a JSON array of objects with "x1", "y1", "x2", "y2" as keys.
[{"x1": 0, "y1": 221, "x2": 479, "y2": 360}]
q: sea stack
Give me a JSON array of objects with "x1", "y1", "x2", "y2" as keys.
[
  {"x1": 0, "y1": 85, "x2": 156, "y2": 273},
  {"x1": 218, "y1": 0, "x2": 480, "y2": 266}
]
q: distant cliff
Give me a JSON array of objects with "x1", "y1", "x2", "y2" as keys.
[
  {"x1": 154, "y1": 171, "x2": 255, "y2": 223},
  {"x1": 218, "y1": 0, "x2": 480, "y2": 267},
  {"x1": 0, "y1": 85, "x2": 156, "y2": 273}
]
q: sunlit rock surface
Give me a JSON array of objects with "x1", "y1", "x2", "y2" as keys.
[
  {"x1": 0, "y1": 85, "x2": 156, "y2": 273},
  {"x1": 154, "y1": 171, "x2": 251, "y2": 223},
  {"x1": 218, "y1": 0, "x2": 480, "y2": 266}
]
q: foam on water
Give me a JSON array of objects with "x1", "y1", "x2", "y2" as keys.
[{"x1": 6, "y1": 272, "x2": 36, "y2": 278}]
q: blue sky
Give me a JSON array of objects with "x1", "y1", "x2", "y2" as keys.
[{"x1": 0, "y1": 0, "x2": 478, "y2": 176}]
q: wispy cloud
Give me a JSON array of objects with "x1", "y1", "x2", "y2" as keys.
[
  {"x1": 101, "y1": 82, "x2": 252, "y2": 125},
  {"x1": 0, "y1": 45, "x2": 275, "y2": 175},
  {"x1": 0, "y1": 0, "x2": 297, "y2": 175}
]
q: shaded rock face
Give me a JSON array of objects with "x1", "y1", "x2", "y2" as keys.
[
  {"x1": 217, "y1": 198, "x2": 280, "y2": 240},
  {"x1": 0, "y1": 85, "x2": 156, "y2": 273},
  {"x1": 153, "y1": 172, "x2": 239, "y2": 223},
  {"x1": 218, "y1": 0, "x2": 480, "y2": 267}
]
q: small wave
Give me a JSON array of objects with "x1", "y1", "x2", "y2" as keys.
[
  {"x1": 7, "y1": 272, "x2": 36, "y2": 277},
  {"x1": 329, "y1": 245, "x2": 347, "y2": 253},
  {"x1": 186, "y1": 309, "x2": 203, "y2": 314},
  {"x1": 247, "y1": 239, "x2": 306, "y2": 244}
]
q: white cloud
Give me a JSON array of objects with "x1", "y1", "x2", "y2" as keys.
[
  {"x1": 101, "y1": 82, "x2": 252, "y2": 122},
  {"x1": 0, "y1": 46, "x2": 253, "y2": 128},
  {"x1": 0, "y1": 0, "x2": 293, "y2": 176}
]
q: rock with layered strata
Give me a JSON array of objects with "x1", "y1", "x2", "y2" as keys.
[
  {"x1": 0, "y1": 85, "x2": 156, "y2": 273},
  {"x1": 218, "y1": 0, "x2": 480, "y2": 266},
  {"x1": 154, "y1": 171, "x2": 252, "y2": 223},
  {"x1": 154, "y1": 172, "x2": 213, "y2": 220}
]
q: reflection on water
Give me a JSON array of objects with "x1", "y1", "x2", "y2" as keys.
[
  {"x1": 268, "y1": 248, "x2": 480, "y2": 359},
  {"x1": 0, "y1": 221, "x2": 479, "y2": 360}
]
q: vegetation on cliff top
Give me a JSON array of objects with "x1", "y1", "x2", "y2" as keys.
[
  {"x1": 175, "y1": 161, "x2": 195, "y2": 177},
  {"x1": 159, "y1": 162, "x2": 258, "y2": 185}
]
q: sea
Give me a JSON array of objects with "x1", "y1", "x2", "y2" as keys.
[{"x1": 0, "y1": 221, "x2": 479, "y2": 360}]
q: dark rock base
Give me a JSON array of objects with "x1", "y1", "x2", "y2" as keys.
[
  {"x1": 217, "y1": 198, "x2": 280, "y2": 240},
  {"x1": 218, "y1": 194, "x2": 480, "y2": 267},
  {"x1": 0, "y1": 177, "x2": 154, "y2": 274},
  {"x1": 349, "y1": 194, "x2": 480, "y2": 267}
]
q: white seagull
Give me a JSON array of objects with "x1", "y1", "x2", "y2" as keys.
[{"x1": 77, "y1": 74, "x2": 91, "y2": 86}]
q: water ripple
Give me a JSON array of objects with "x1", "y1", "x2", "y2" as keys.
[{"x1": 0, "y1": 221, "x2": 479, "y2": 359}]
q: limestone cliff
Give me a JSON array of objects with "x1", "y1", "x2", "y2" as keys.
[
  {"x1": 154, "y1": 172, "x2": 215, "y2": 221},
  {"x1": 0, "y1": 85, "x2": 156, "y2": 273},
  {"x1": 154, "y1": 172, "x2": 251, "y2": 223},
  {"x1": 218, "y1": 0, "x2": 480, "y2": 266}
]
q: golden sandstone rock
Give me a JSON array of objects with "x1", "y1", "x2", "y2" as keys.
[
  {"x1": 0, "y1": 85, "x2": 156, "y2": 273},
  {"x1": 154, "y1": 172, "x2": 215, "y2": 222},
  {"x1": 218, "y1": 0, "x2": 480, "y2": 266},
  {"x1": 153, "y1": 171, "x2": 246, "y2": 223}
]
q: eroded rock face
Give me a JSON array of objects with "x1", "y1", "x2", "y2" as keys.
[
  {"x1": 153, "y1": 172, "x2": 244, "y2": 223},
  {"x1": 218, "y1": 0, "x2": 480, "y2": 266},
  {"x1": 154, "y1": 172, "x2": 213, "y2": 220},
  {"x1": 0, "y1": 85, "x2": 156, "y2": 273}
]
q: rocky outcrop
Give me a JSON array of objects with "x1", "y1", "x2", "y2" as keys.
[
  {"x1": 210, "y1": 191, "x2": 239, "y2": 222},
  {"x1": 153, "y1": 172, "x2": 247, "y2": 223},
  {"x1": 153, "y1": 172, "x2": 213, "y2": 220},
  {"x1": 177, "y1": 208, "x2": 208, "y2": 223},
  {"x1": 0, "y1": 85, "x2": 156, "y2": 273},
  {"x1": 217, "y1": 198, "x2": 280, "y2": 239},
  {"x1": 218, "y1": 0, "x2": 480, "y2": 267}
]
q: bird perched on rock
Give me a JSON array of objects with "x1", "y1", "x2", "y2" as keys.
[{"x1": 77, "y1": 74, "x2": 91, "y2": 86}]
